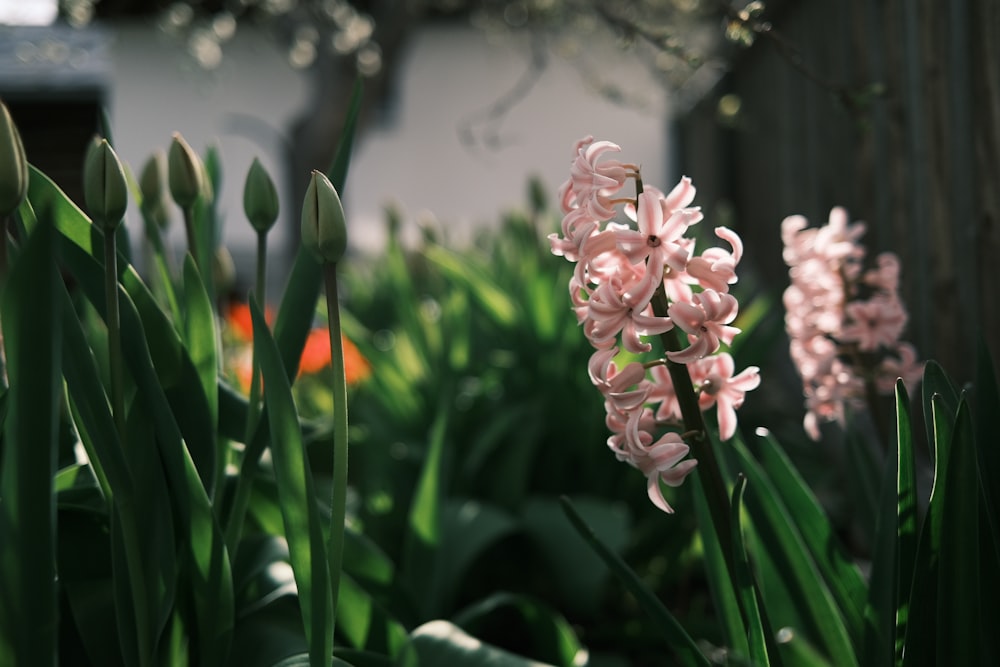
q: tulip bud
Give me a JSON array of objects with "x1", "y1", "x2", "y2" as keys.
[
  {"x1": 83, "y1": 137, "x2": 128, "y2": 232},
  {"x1": 0, "y1": 101, "x2": 28, "y2": 217},
  {"x1": 301, "y1": 170, "x2": 347, "y2": 264},
  {"x1": 168, "y1": 132, "x2": 204, "y2": 209},
  {"x1": 139, "y1": 150, "x2": 169, "y2": 228},
  {"x1": 243, "y1": 158, "x2": 279, "y2": 234}
]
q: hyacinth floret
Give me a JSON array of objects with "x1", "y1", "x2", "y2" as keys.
[
  {"x1": 782, "y1": 207, "x2": 924, "y2": 439},
  {"x1": 550, "y1": 137, "x2": 760, "y2": 512}
]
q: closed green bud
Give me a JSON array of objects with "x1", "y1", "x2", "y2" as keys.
[
  {"x1": 168, "y1": 132, "x2": 204, "y2": 209},
  {"x1": 83, "y1": 137, "x2": 128, "y2": 232},
  {"x1": 139, "y1": 150, "x2": 169, "y2": 228},
  {"x1": 301, "y1": 170, "x2": 347, "y2": 263},
  {"x1": 0, "y1": 101, "x2": 28, "y2": 217},
  {"x1": 243, "y1": 157, "x2": 279, "y2": 233}
]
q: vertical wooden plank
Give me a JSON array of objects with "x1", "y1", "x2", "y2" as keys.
[
  {"x1": 900, "y1": 0, "x2": 931, "y2": 358},
  {"x1": 947, "y1": 0, "x2": 979, "y2": 362}
]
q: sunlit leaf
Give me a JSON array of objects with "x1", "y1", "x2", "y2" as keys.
[{"x1": 251, "y1": 298, "x2": 333, "y2": 667}]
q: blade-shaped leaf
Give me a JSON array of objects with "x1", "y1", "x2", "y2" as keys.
[
  {"x1": 893, "y1": 381, "x2": 918, "y2": 664},
  {"x1": 691, "y1": 472, "x2": 749, "y2": 661},
  {"x1": 754, "y1": 430, "x2": 867, "y2": 646},
  {"x1": 935, "y1": 399, "x2": 981, "y2": 666},
  {"x1": 0, "y1": 215, "x2": 61, "y2": 664},
  {"x1": 559, "y1": 497, "x2": 710, "y2": 667},
  {"x1": 251, "y1": 298, "x2": 333, "y2": 667},
  {"x1": 182, "y1": 254, "x2": 220, "y2": 495},
  {"x1": 727, "y1": 439, "x2": 858, "y2": 666},
  {"x1": 900, "y1": 393, "x2": 953, "y2": 667},
  {"x1": 403, "y1": 403, "x2": 450, "y2": 619},
  {"x1": 730, "y1": 475, "x2": 776, "y2": 667}
]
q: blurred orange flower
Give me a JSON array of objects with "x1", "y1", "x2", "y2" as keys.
[{"x1": 225, "y1": 301, "x2": 371, "y2": 390}]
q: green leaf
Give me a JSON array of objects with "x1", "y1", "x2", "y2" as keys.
[
  {"x1": 862, "y1": 431, "x2": 901, "y2": 667},
  {"x1": 437, "y1": 499, "x2": 517, "y2": 610},
  {"x1": 691, "y1": 472, "x2": 749, "y2": 661},
  {"x1": 404, "y1": 403, "x2": 450, "y2": 619},
  {"x1": 251, "y1": 298, "x2": 333, "y2": 667},
  {"x1": 58, "y1": 505, "x2": 123, "y2": 667},
  {"x1": 521, "y1": 496, "x2": 628, "y2": 616},
  {"x1": 559, "y1": 497, "x2": 710, "y2": 667},
  {"x1": 336, "y1": 572, "x2": 411, "y2": 656},
  {"x1": 58, "y1": 277, "x2": 130, "y2": 504},
  {"x1": 727, "y1": 439, "x2": 858, "y2": 666},
  {"x1": 424, "y1": 244, "x2": 520, "y2": 328},
  {"x1": 182, "y1": 254, "x2": 220, "y2": 495},
  {"x1": 893, "y1": 381, "x2": 918, "y2": 664},
  {"x1": 921, "y1": 361, "x2": 960, "y2": 454},
  {"x1": 0, "y1": 215, "x2": 61, "y2": 663},
  {"x1": 754, "y1": 430, "x2": 867, "y2": 645},
  {"x1": 451, "y1": 593, "x2": 588, "y2": 667},
  {"x1": 226, "y1": 596, "x2": 308, "y2": 667},
  {"x1": 730, "y1": 475, "x2": 775, "y2": 667},
  {"x1": 115, "y1": 288, "x2": 234, "y2": 665},
  {"x1": 900, "y1": 393, "x2": 953, "y2": 667},
  {"x1": 935, "y1": 399, "x2": 981, "y2": 666},
  {"x1": 408, "y1": 621, "x2": 558, "y2": 667},
  {"x1": 28, "y1": 165, "x2": 218, "y2": 489}
]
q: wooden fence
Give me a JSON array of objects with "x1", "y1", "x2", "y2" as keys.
[{"x1": 676, "y1": 0, "x2": 999, "y2": 382}]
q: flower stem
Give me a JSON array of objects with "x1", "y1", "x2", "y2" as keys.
[
  {"x1": 182, "y1": 206, "x2": 197, "y2": 270},
  {"x1": 651, "y1": 287, "x2": 737, "y2": 582},
  {"x1": 244, "y1": 231, "x2": 268, "y2": 437},
  {"x1": 322, "y1": 262, "x2": 349, "y2": 632},
  {"x1": 104, "y1": 226, "x2": 151, "y2": 664}
]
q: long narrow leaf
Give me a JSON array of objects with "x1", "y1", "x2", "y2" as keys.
[
  {"x1": 559, "y1": 497, "x2": 710, "y2": 667},
  {"x1": 754, "y1": 430, "x2": 867, "y2": 646},
  {"x1": 403, "y1": 403, "x2": 450, "y2": 619},
  {"x1": 0, "y1": 216, "x2": 61, "y2": 664},
  {"x1": 730, "y1": 476, "x2": 774, "y2": 667},
  {"x1": 862, "y1": 428, "x2": 900, "y2": 667},
  {"x1": 727, "y1": 439, "x2": 858, "y2": 666},
  {"x1": 691, "y1": 473, "x2": 749, "y2": 661},
  {"x1": 935, "y1": 399, "x2": 981, "y2": 666},
  {"x1": 900, "y1": 393, "x2": 953, "y2": 667},
  {"x1": 893, "y1": 381, "x2": 918, "y2": 664},
  {"x1": 182, "y1": 255, "x2": 220, "y2": 495},
  {"x1": 115, "y1": 288, "x2": 234, "y2": 664},
  {"x1": 251, "y1": 299, "x2": 333, "y2": 667}
]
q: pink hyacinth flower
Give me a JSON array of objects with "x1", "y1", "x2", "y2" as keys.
[
  {"x1": 686, "y1": 226, "x2": 744, "y2": 293},
  {"x1": 692, "y1": 353, "x2": 761, "y2": 440},
  {"x1": 666, "y1": 290, "x2": 741, "y2": 363},
  {"x1": 568, "y1": 137, "x2": 630, "y2": 220},
  {"x1": 840, "y1": 296, "x2": 907, "y2": 351},
  {"x1": 615, "y1": 189, "x2": 696, "y2": 312}
]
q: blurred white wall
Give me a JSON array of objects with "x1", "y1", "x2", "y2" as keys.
[{"x1": 107, "y1": 19, "x2": 669, "y2": 291}]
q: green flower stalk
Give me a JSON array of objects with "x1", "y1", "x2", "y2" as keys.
[
  {"x1": 244, "y1": 157, "x2": 279, "y2": 299},
  {"x1": 83, "y1": 136, "x2": 154, "y2": 666},
  {"x1": 83, "y1": 138, "x2": 128, "y2": 445},
  {"x1": 302, "y1": 169, "x2": 349, "y2": 635},
  {"x1": 0, "y1": 100, "x2": 28, "y2": 281},
  {"x1": 242, "y1": 158, "x2": 280, "y2": 435},
  {"x1": 168, "y1": 132, "x2": 206, "y2": 269}
]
